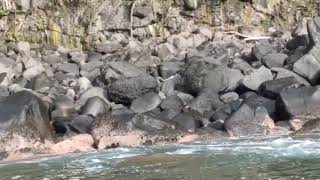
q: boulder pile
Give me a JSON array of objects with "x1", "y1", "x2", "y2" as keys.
[{"x1": 2, "y1": 11, "x2": 320, "y2": 161}]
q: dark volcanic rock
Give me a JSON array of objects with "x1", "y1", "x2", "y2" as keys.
[
  {"x1": 57, "y1": 63, "x2": 79, "y2": 75},
  {"x1": 184, "y1": 61, "x2": 243, "y2": 94},
  {"x1": 272, "y1": 67, "x2": 310, "y2": 86},
  {"x1": 96, "y1": 42, "x2": 122, "y2": 54},
  {"x1": 76, "y1": 87, "x2": 109, "y2": 110},
  {"x1": 0, "y1": 91, "x2": 53, "y2": 140},
  {"x1": 252, "y1": 43, "x2": 277, "y2": 61},
  {"x1": 259, "y1": 77, "x2": 301, "y2": 99},
  {"x1": 220, "y1": 92, "x2": 239, "y2": 103},
  {"x1": 278, "y1": 85, "x2": 320, "y2": 119},
  {"x1": 131, "y1": 114, "x2": 172, "y2": 132},
  {"x1": 26, "y1": 73, "x2": 51, "y2": 92},
  {"x1": 52, "y1": 95, "x2": 76, "y2": 118},
  {"x1": 172, "y1": 112, "x2": 201, "y2": 133},
  {"x1": 112, "y1": 107, "x2": 136, "y2": 127},
  {"x1": 307, "y1": 17, "x2": 320, "y2": 46},
  {"x1": 159, "y1": 61, "x2": 185, "y2": 79},
  {"x1": 0, "y1": 86, "x2": 9, "y2": 101},
  {"x1": 109, "y1": 75, "x2": 158, "y2": 105},
  {"x1": 53, "y1": 115, "x2": 94, "y2": 135},
  {"x1": 81, "y1": 96, "x2": 110, "y2": 117},
  {"x1": 241, "y1": 92, "x2": 276, "y2": 117},
  {"x1": 224, "y1": 103, "x2": 274, "y2": 137},
  {"x1": 188, "y1": 88, "x2": 224, "y2": 116},
  {"x1": 160, "y1": 95, "x2": 184, "y2": 112},
  {"x1": 293, "y1": 45, "x2": 320, "y2": 85},
  {"x1": 130, "y1": 92, "x2": 161, "y2": 114}
]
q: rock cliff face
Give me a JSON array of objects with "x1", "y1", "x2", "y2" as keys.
[{"x1": 0, "y1": 0, "x2": 318, "y2": 48}]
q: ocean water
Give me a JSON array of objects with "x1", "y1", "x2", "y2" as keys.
[{"x1": 1, "y1": 135, "x2": 320, "y2": 179}]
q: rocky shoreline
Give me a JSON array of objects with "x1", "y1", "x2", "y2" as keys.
[{"x1": 2, "y1": 5, "x2": 320, "y2": 161}]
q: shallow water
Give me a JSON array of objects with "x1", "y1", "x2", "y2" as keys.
[{"x1": 2, "y1": 135, "x2": 320, "y2": 179}]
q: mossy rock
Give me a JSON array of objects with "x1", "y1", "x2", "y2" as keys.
[{"x1": 48, "y1": 21, "x2": 62, "y2": 46}]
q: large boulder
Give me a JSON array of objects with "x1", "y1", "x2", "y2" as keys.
[
  {"x1": 52, "y1": 95, "x2": 76, "y2": 118},
  {"x1": 130, "y1": 92, "x2": 161, "y2": 113},
  {"x1": 261, "y1": 53, "x2": 287, "y2": 68},
  {"x1": 259, "y1": 77, "x2": 301, "y2": 99},
  {"x1": 188, "y1": 88, "x2": 223, "y2": 116},
  {"x1": 272, "y1": 67, "x2": 310, "y2": 86},
  {"x1": 224, "y1": 103, "x2": 275, "y2": 137},
  {"x1": 252, "y1": 43, "x2": 277, "y2": 61},
  {"x1": 307, "y1": 17, "x2": 320, "y2": 46},
  {"x1": 0, "y1": 91, "x2": 53, "y2": 140},
  {"x1": 76, "y1": 87, "x2": 109, "y2": 110},
  {"x1": 242, "y1": 66, "x2": 273, "y2": 91},
  {"x1": 53, "y1": 115, "x2": 94, "y2": 135},
  {"x1": 130, "y1": 114, "x2": 173, "y2": 132},
  {"x1": 80, "y1": 96, "x2": 110, "y2": 117},
  {"x1": 293, "y1": 45, "x2": 320, "y2": 85},
  {"x1": 241, "y1": 92, "x2": 276, "y2": 117},
  {"x1": 184, "y1": 61, "x2": 243, "y2": 94},
  {"x1": 172, "y1": 111, "x2": 201, "y2": 133},
  {"x1": 278, "y1": 85, "x2": 320, "y2": 120},
  {"x1": 109, "y1": 75, "x2": 159, "y2": 105}
]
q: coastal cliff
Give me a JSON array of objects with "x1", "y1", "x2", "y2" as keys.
[{"x1": 0, "y1": 0, "x2": 318, "y2": 48}]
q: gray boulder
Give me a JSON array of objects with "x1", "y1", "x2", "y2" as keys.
[
  {"x1": 261, "y1": 53, "x2": 287, "y2": 68},
  {"x1": 57, "y1": 63, "x2": 79, "y2": 76},
  {"x1": 160, "y1": 95, "x2": 184, "y2": 111},
  {"x1": 252, "y1": 43, "x2": 277, "y2": 61},
  {"x1": 130, "y1": 92, "x2": 161, "y2": 114},
  {"x1": 225, "y1": 104, "x2": 274, "y2": 137},
  {"x1": 0, "y1": 91, "x2": 53, "y2": 140},
  {"x1": 172, "y1": 112, "x2": 201, "y2": 133},
  {"x1": 76, "y1": 87, "x2": 109, "y2": 110},
  {"x1": 188, "y1": 88, "x2": 223, "y2": 116},
  {"x1": 272, "y1": 67, "x2": 310, "y2": 86},
  {"x1": 259, "y1": 77, "x2": 301, "y2": 99},
  {"x1": 81, "y1": 96, "x2": 110, "y2": 117},
  {"x1": 307, "y1": 16, "x2": 320, "y2": 46},
  {"x1": 278, "y1": 85, "x2": 320, "y2": 119},
  {"x1": 52, "y1": 95, "x2": 76, "y2": 118},
  {"x1": 96, "y1": 41, "x2": 122, "y2": 54},
  {"x1": 293, "y1": 45, "x2": 320, "y2": 85},
  {"x1": 242, "y1": 66, "x2": 274, "y2": 91},
  {"x1": 184, "y1": 61, "x2": 243, "y2": 94},
  {"x1": 53, "y1": 115, "x2": 94, "y2": 135},
  {"x1": 220, "y1": 92, "x2": 239, "y2": 103},
  {"x1": 109, "y1": 75, "x2": 158, "y2": 105},
  {"x1": 159, "y1": 61, "x2": 185, "y2": 79},
  {"x1": 184, "y1": 0, "x2": 199, "y2": 10},
  {"x1": 131, "y1": 114, "x2": 172, "y2": 132}
]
